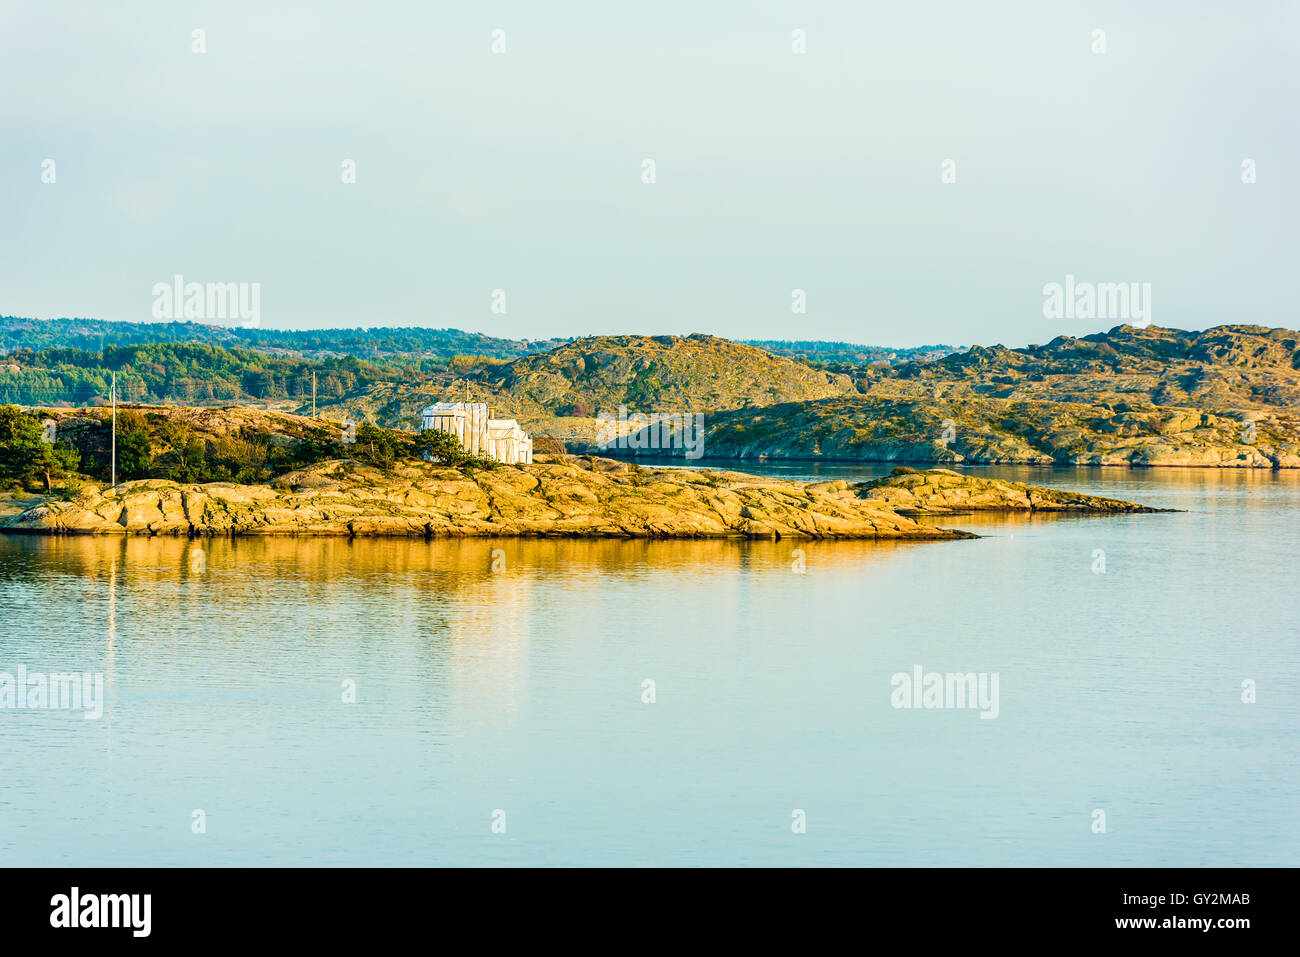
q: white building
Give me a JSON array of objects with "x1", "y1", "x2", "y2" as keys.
[
  {"x1": 485, "y1": 418, "x2": 532, "y2": 464},
  {"x1": 420, "y1": 402, "x2": 533, "y2": 464}
]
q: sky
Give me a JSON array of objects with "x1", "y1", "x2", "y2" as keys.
[{"x1": 1, "y1": 0, "x2": 1297, "y2": 347}]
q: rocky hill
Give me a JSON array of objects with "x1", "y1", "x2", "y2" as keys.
[
  {"x1": 669, "y1": 394, "x2": 1300, "y2": 467},
  {"x1": 15, "y1": 323, "x2": 1300, "y2": 469},
  {"x1": 308, "y1": 333, "x2": 857, "y2": 430},
  {"x1": 868, "y1": 324, "x2": 1300, "y2": 410},
  {"x1": 549, "y1": 325, "x2": 1300, "y2": 468}
]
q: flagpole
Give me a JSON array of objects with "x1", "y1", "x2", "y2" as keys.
[{"x1": 111, "y1": 372, "x2": 117, "y2": 488}]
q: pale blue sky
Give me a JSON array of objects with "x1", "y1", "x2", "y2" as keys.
[{"x1": 2, "y1": 0, "x2": 1296, "y2": 346}]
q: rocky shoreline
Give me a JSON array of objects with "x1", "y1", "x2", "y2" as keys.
[
  {"x1": 859, "y1": 468, "x2": 1174, "y2": 515},
  {"x1": 0, "y1": 458, "x2": 1167, "y2": 541}
]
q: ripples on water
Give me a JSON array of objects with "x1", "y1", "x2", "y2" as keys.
[{"x1": 1, "y1": 465, "x2": 1296, "y2": 865}]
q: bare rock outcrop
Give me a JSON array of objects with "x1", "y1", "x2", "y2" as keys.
[
  {"x1": 0, "y1": 457, "x2": 969, "y2": 541},
  {"x1": 1, "y1": 460, "x2": 1169, "y2": 540},
  {"x1": 858, "y1": 468, "x2": 1175, "y2": 515}
]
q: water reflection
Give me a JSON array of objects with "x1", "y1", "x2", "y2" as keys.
[{"x1": 0, "y1": 465, "x2": 1296, "y2": 866}]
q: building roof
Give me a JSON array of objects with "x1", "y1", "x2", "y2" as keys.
[{"x1": 421, "y1": 402, "x2": 489, "y2": 416}]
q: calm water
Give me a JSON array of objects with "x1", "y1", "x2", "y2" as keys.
[{"x1": 1, "y1": 464, "x2": 1297, "y2": 866}]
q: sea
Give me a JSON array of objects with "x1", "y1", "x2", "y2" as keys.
[{"x1": 1, "y1": 463, "x2": 1296, "y2": 866}]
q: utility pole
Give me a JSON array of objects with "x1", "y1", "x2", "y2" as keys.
[
  {"x1": 110, "y1": 372, "x2": 117, "y2": 488},
  {"x1": 312, "y1": 371, "x2": 317, "y2": 417}
]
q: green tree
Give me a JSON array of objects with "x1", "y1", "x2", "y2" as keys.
[
  {"x1": 413, "y1": 428, "x2": 499, "y2": 469},
  {"x1": 155, "y1": 420, "x2": 208, "y2": 481},
  {"x1": 114, "y1": 410, "x2": 153, "y2": 479},
  {"x1": 356, "y1": 422, "x2": 399, "y2": 471},
  {"x1": 0, "y1": 405, "x2": 43, "y2": 478},
  {"x1": 414, "y1": 427, "x2": 469, "y2": 465},
  {"x1": 0, "y1": 406, "x2": 81, "y2": 491}
]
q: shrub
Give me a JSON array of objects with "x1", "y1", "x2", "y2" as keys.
[{"x1": 50, "y1": 478, "x2": 84, "y2": 501}]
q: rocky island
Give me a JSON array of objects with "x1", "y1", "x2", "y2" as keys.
[
  {"x1": 0, "y1": 457, "x2": 1169, "y2": 541},
  {"x1": 859, "y1": 467, "x2": 1172, "y2": 515},
  {"x1": 0, "y1": 405, "x2": 1174, "y2": 539}
]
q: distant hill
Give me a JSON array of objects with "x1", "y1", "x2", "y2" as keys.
[
  {"x1": 741, "y1": 339, "x2": 962, "y2": 366},
  {"x1": 0, "y1": 317, "x2": 567, "y2": 408},
  {"x1": 1, "y1": 322, "x2": 869, "y2": 430},
  {"x1": 687, "y1": 393, "x2": 1300, "y2": 467},
  {"x1": 489, "y1": 334, "x2": 857, "y2": 413},
  {"x1": 0, "y1": 317, "x2": 567, "y2": 361},
  {"x1": 873, "y1": 324, "x2": 1300, "y2": 409},
  {"x1": 599, "y1": 325, "x2": 1300, "y2": 467},
  {"x1": 9, "y1": 318, "x2": 1300, "y2": 466},
  {"x1": 307, "y1": 333, "x2": 860, "y2": 429},
  {"x1": 0, "y1": 339, "x2": 415, "y2": 408}
]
